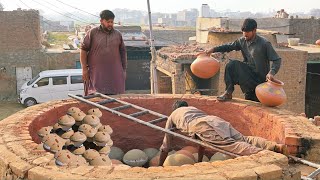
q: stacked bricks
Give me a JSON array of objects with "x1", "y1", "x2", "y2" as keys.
[{"x1": 0, "y1": 94, "x2": 315, "y2": 179}]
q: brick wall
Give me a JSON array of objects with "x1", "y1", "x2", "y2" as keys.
[
  {"x1": 143, "y1": 29, "x2": 195, "y2": 44},
  {"x1": 0, "y1": 10, "x2": 41, "y2": 52}
]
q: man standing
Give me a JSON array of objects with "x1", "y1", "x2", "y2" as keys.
[
  {"x1": 80, "y1": 10, "x2": 127, "y2": 95},
  {"x1": 203, "y1": 18, "x2": 281, "y2": 102},
  {"x1": 159, "y1": 100, "x2": 287, "y2": 166}
]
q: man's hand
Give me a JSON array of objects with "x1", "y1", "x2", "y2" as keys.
[
  {"x1": 82, "y1": 68, "x2": 89, "y2": 82},
  {"x1": 266, "y1": 73, "x2": 274, "y2": 81},
  {"x1": 195, "y1": 48, "x2": 215, "y2": 57},
  {"x1": 123, "y1": 71, "x2": 127, "y2": 80}
]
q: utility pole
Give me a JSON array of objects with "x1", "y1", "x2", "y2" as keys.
[{"x1": 147, "y1": 0, "x2": 158, "y2": 94}]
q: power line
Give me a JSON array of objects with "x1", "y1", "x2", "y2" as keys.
[
  {"x1": 28, "y1": 0, "x2": 90, "y2": 24},
  {"x1": 54, "y1": 0, "x2": 99, "y2": 18}
]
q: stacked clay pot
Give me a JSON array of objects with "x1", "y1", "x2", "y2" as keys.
[{"x1": 37, "y1": 107, "x2": 114, "y2": 167}]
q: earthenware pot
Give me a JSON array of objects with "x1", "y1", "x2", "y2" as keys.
[
  {"x1": 255, "y1": 78, "x2": 287, "y2": 107},
  {"x1": 316, "y1": 39, "x2": 320, "y2": 46},
  {"x1": 190, "y1": 54, "x2": 220, "y2": 79}
]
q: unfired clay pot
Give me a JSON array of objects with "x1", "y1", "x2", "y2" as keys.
[
  {"x1": 83, "y1": 115, "x2": 100, "y2": 128},
  {"x1": 255, "y1": 78, "x2": 287, "y2": 107},
  {"x1": 87, "y1": 108, "x2": 102, "y2": 118},
  {"x1": 316, "y1": 39, "x2": 320, "y2": 46},
  {"x1": 190, "y1": 54, "x2": 220, "y2": 79}
]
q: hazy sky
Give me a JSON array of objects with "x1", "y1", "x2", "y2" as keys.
[{"x1": 1, "y1": 0, "x2": 319, "y2": 14}]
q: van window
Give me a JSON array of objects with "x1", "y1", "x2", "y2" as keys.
[
  {"x1": 28, "y1": 74, "x2": 40, "y2": 86},
  {"x1": 52, "y1": 76, "x2": 67, "y2": 85},
  {"x1": 36, "y1": 77, "x2": 49, "y2": 87},
  {"x1": 71, "y1": 75, "x2": 83, "y2": 84}
]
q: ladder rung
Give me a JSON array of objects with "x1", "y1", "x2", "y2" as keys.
[
  {"x1": 129, "y1": 110, "x2": 149, "y2": 117},
  {"x1": 83, "y1": 94, "x2": 100, "y2": 99},
  {"x1": 148, "y1": 117, "x2": 167, "y2": 124},
  {"x1": 112, "y1": 105, "x2": 131, "y2": 111},
  {"x1": 97, "y1": 99, "x2": 116, "y2": 105}
]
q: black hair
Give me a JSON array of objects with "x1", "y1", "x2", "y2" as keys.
[
  {"x1": 172, "y1": 100, "x2": 188, "y2": 111},
  {"x1": 241, "y1": 18, "x2": 257, "y2": 32},
  {"x1": 100, "y1": 10, "x2": 115, "y2": 20}
]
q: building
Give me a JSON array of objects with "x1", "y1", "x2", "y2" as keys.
[{"x1": 200, "y1": 4, "x2": 210, "y2": 17}]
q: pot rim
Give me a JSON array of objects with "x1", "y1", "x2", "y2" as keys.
[{"x1": 267, "y1": 78, "x2": 284, "y2": 86}]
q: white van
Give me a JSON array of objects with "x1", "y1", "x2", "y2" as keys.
[{"x1": 19, "y1": 69, "x2": 84, "y2": 107}]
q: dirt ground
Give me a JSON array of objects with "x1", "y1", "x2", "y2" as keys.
[{"x1": 0, "y1": 102, "x2": 25, "y2": 120}]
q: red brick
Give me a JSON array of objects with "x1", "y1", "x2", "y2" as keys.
[{"x1": 285, "y1": 136, "x2": 302, "y2": 146}]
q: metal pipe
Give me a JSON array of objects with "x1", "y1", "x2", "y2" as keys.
[
  {"x1": 289, "y1": 155, "x2": 320, "y2": 169},
  {"x1": 308, "y1": 168, "x2": 320, "y2": 179},
  {"x1": 68, "y1": 93, "x2": 240, "y2": 158}
]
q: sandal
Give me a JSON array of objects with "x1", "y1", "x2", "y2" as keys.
[{"x1": 217, "y1": 91, "x2": 232, "y2": 101}]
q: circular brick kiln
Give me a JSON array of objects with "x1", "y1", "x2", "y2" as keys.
[{"x1": 1, "y1": 94, "x2": 319, "y2": 179}]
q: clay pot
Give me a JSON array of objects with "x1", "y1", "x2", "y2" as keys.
[
  {"x1": 87, "y1": 108, "x2": 102, "y2": 118},
  {"x1": 61, "y1": 129, "x2": 74, "y2": 139},
  {"x1": 72, "y1": 145, "x2": 86, "y2": 155},
  {"x1": 67, "y1": 107, "x2": 81, "y2": 115},
  {"x1": 37, "y1": 126, "x2": 53, "y2": 139},
  {"x1": 83, "y1": 115, "x2": 100, "y2": 128},
  {"x1": 192, "y1": 153, "x2": 209, "y2": 162},
  {"x1": 143, "y1": 148, "x2": 159, "y2": 161},
  {"x1": 149, "y1": 155, "x2": 160, "y2": 167},
  {"x1": 83, "y1": 149, "x2": 100, "y2": 161},
  {"x1": 255, "y1": 78, "x2": 287, "y2": 107},
  {"x1": 175, "y1": 150, "x2": 196, "y2": 161},
  {"x1": 70, "y1": 132, "x2": 87, "y2": 147},
  {"x1": 109, "y1": 147, "x2": 124, "y2": 161},
  {"x1": 163, "y1": 154, "x2": 195, "y2": 166},
  {"x1": 99, "y1": 146, "x2": 111, "y2": 155},
  {"x1": 58, "y1": 115, "x2": 75, "y2": 131},
  {"x1": 181, "y1": 146, "x2": 198, "y2": 154},
  {"x1": 316, "y1": 39, "x2": 320, "y2": 46},
  {"x1": 71, "y1": 111, "x2": 86, "y2": 125},
  {"x1": 123, "y1": 149, "x2": 148, "y2": 167},
  {"x1": 98, "y1": 125, "x2": 113, "y2": 134},
  {"x1": 93, "y1": 132, "x2": 112, "y2": 147},
  {"x1": 210, "y1": 152, "x2": 232, "y2": 162},
  {"x1": 55, "y1": 150, "x2": 74, "y2": 166},
  {"x1": 90, "y1": 156, "x2": 112, "y2": 166},
  {"x1": 190, "y1": 54, "x2": 220, "y2": 79},
  {"x1": 111, "y1": 159, "x2": 123, "y2": 165}
]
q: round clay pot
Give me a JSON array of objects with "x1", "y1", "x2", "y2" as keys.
[
  {"x1": 316, "y1": 39, "x2": 320, "y2": 46},
  {"x1": 190, "y1": 54, "x2": 220, "y2": 79},
  {"x1": 99, "y1": 146, "x2": 111, "y2": 155},
  {"x1": 37, "y1": 126, "x2": 53, "y2": 139},
  {"x1": 78, "y1": 124, "x2": 92, "y2": 132},
  {"x1": 98, "y1": 125, "x2": 113, "y2": 134},
  {"x1": 210, "y1": 152, "x2": 233, "y2": 162},
  {"x1": 55, "y1": 150, "x2": 74, "y2": 166},
  {"x1": 143, "y1": 148, "x2": 159, "y2": 161},
  {"x1": 175, "y1": 150, "x2": 196, "y2": 162},
  {"x1": 67, "y1": 107, "x2": 81, "y2": 115},
  {"x1": 90, "y1": 156, "x2": 112, "y2": 166},
  {"x1": 163, "y1": 154, "x2": 195, "y2": 166},
  {"x1": 109, "y1": 147, "x2": 124, "y2": 161},
  {"x1": 72, "y1": 145, "x2": 86, "y2": 155},
  {"x1": 181, "y1": 146, "x2": 198, "y2": 154},
  {"x1": 83, "y1": 149, "x2": 100, "y2": 161},
  {"x1": 53, "y1": 123, "x2": 62, "y2": 131},
  {"x1": 111, "y1": 159, "x2": 123, "y2": 165},
  {"x1": 93, "y1": 132, "x2": 112, "y2": 147},
  {"x1": 87, "y1": 108, "x2": 102, "y2": 118},
  {"x1": 255, "y1": 78, "x2": 287, "y2": 107},
  {"x1": 83, "y1": 115, "x2": 100, "y2": 128},
  {"x1": 58, "y1": 115, "x2": 75, "y2": 131},
  {"x1": 149, "y1": 155, "x2": 160, "y2": 167},
  {"x1": 70, "y1": 132, "x2": 87, "y2": 147},
  {"x1": 123, "y1": 149, "x2": 148, "y2": 167},
  {"x1": 71, "y1": 111, "x2": 86, "y2": 125},
  {"x1": 61, "y1": 129, "x2": 74, "y2": 139}
]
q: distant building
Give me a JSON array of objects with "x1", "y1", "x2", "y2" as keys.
[
  {"x1": 200, "y1": 4, "x2": 210, "y2": 17},
  {"x1": 275, "y1": 9, "x2": 289, "y2": 18}
]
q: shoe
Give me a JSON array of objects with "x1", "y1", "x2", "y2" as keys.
[
  {"x1": 274, "y1": 144, "x2": 288, "y2": 156},
  {"x1": 217, "y1": 91, "x2": 232, "y2": 101}
]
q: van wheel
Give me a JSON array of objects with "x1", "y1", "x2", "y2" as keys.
[{"x1": 24, "y1": 98, "x2": 37, "y2": 107}]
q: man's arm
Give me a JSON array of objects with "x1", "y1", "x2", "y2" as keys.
[
  {"x1": 159, "y1": 117, "x2": 174, "y2": 166},
  {"x1": 206, "y1": 39, "x2": 242, "y2": 55},
  {"x1": 80, "y1": 49, "x2": 89, "y2": 82},
  {"x1": 119, "y1": 35, "x2": 127, "y2": 79},
  {"x1": 80, "y1": 30, "x2": 93, "y2": 82},
  {"x1": 265, "y1": 42, "x2": 282, "y2": 80}
]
